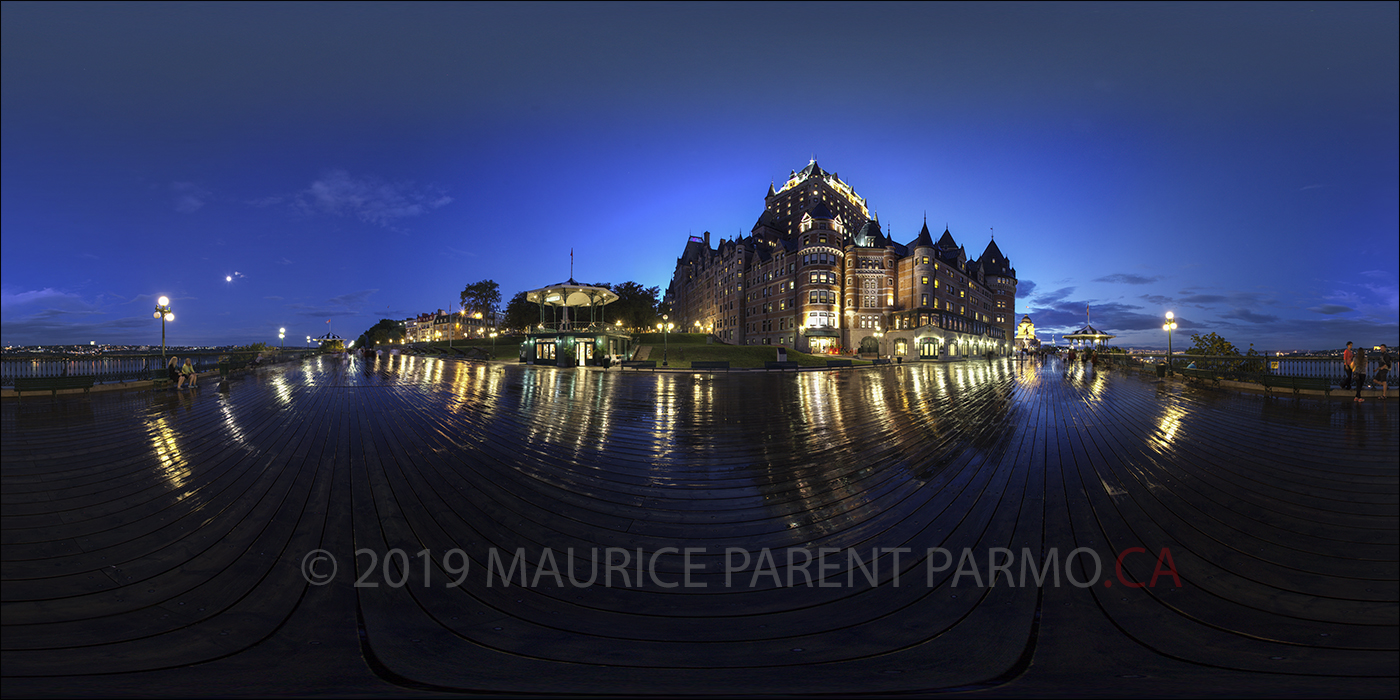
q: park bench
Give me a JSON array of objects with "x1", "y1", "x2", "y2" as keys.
[
  {"x1": 1261, "y1": 375, "x2": 1333, "y2": 397},
  {"x1": 826, "y1": 359, "x2": 853, "y2": 368},
  {"x1": 765, "y1": 361, "x2": 800, "y2": 371},
  {"x1": 871, "y1": 358, "x2": 891, "y2": 365},
  {"x1": 691, "y1": 361, "x2": 730, "y2": 371},
  {"x1": 14, "y1": 376, "x2": 95, "y2": 399},
  {"x1": 1178, "y1": 367, "x2": 1219, "y2": 386},
  {"x1": 621, "y1": 360, "x2": 657, "y2": 370}
]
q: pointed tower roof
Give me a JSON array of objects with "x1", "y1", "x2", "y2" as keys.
[
  {"x1": 767, "y1": 182, "x2": 776, "y2": 197},
  {"x1": 912, "y1": 221, "x2": 934, "y2": 248},
  {"x1": 798, "y1": 160, "x2": 826, "y2": 179},
  {"x1": 980, "y1": 238, "x2": 1012, "y2": 275},
  {"x1": 809, "y1": 200, "x2": 837, "y2": 220},
  {"x1": 853, "y1": 219, "x2": 884, "y2": 247},
  {"x1": 936, "y1": 227, "x2": 958, "y2": 249}
]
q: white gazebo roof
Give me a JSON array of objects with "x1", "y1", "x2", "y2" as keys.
[
  {"x1": 1063, "y1": 324, "x2": 1115, "y2": 341},
  {"x1": 523, "y1": 279, "x2": 618, "y2": 308}
]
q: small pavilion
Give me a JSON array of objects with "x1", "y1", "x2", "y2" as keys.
[
  {"x1": 1062, "y1": 325, "x2": 1115, "y2": 349},
  {"x1": 1062, "y1": 305, "x2": 1115, "y2": 350},
  {"x1": 519, "y1": 278, "x2": 633, "y2": 367}
]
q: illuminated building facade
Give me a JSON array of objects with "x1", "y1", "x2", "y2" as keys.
[
  {"x1": 403, "y1": 309, "x2": 493, "y2": 343},
  {"x1": 666, "y1": 161, "x2": 1016, "y2": 359}
]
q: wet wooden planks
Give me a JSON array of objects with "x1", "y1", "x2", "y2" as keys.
[{"x1": 1, "y1": 353, "x2": 1395, "y2": 696}]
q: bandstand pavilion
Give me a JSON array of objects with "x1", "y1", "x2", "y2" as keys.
[
  {"x1": 1062, "y1": 324, "x2": 1115, "y2": 350},
  {"x1": 519, "y1": 279, "x2": 633, "y2": 367}
]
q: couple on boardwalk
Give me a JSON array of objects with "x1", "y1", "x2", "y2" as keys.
[
  {"x1": 165, "y1": 356, "x2": 198, "y2": 390},
  {"x1": 1342, "y1": 342, "x2": 1392, "y2": 402}
]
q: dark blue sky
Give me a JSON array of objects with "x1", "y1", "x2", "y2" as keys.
[{"x1": 3, "y1": 2, "x2": 1396, "y2": 350}]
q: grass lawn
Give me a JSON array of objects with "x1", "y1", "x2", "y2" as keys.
[
  {"x1": 415, "y1": 339, "x2": 523, "y2": 361},
  {"x1": 633, "y1": 332, "x2": 711, "y2": 345}
]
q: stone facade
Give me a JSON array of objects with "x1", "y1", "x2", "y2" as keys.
[{"x1": 666, "y1": 161, "x2": 1016, "y2": 359}]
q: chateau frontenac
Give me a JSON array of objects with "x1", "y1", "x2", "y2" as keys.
[{"x1": 665, "y1": 161, "x2": 1016, "y2": 359}]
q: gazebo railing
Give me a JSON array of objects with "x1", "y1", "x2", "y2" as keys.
[{"x1": 530, "y1": 322, "x2": 623, "y2": 333}]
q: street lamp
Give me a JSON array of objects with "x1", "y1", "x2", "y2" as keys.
[
  {"x1": 874, "y1": 328, "x2": 885, "y2": 358},
  {"x1": 279, "y1": 327, "x2": 285, "y2": 354},
  {"x1": 152, "y1": 296, "x2": 174, "y2": 361},
  {"x1": 1162, "y1": 311, "x2": 1178, "y2": 376},
  {"x1": 490, "y1": 330, "x2": 498, "y2": 359}
]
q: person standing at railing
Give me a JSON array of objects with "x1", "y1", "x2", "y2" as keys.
[
  {"x1": 1341, "y1": 341, "x2": 1354, "y2": 390},
  {"x1": 1352, "y1": 346, "x2": 1367, "y2": 403},
  {"x1": 1375, "y1": 344, "x2": 1391, "y2": 400}
]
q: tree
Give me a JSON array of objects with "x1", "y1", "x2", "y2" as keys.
[
  {"x1": 1185, "y1": 332, "x2": 1240, "y2": 357},
  {"x1": 460, "y1": 280, "x2": 502, "y2": 319},
  {"x1": 502, "y1": 291, "x2": 534, "y2": 332},
  {"x1": 1185, "y1": 331, "x2": 1268, "y2": 372},
  {"x1": 610, "y1": 281, "x2": 661, "y2": 331},
  {"x1": 357, "y1": 318, "x2": 406, "y2": 348}
]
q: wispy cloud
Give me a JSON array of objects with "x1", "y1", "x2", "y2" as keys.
[
  {"x1": 293, "y1": 170, "x2": 451, "y2": 229},
  {"x1": 1095, "y1": 273, "x2": 1161, "y2": 285},
  {"x1": 1220, "y1": 308, "x2": 1281, "y2": 324},
  {"x1": 1, "y1": 287, "x2": 82, "y2": 309},
  {"x1": 1307, "y1": 304, "x2": 1352, "y2": 315},
  {"x1": 276, "y1": 257, "x2": 292, "y2": 265},
  {"x1": 1034, "y1": 286, "x2": 1076, "y2": 304},
  {"x1": 284, "y1": 289, "x2": 381, "y2": 318},
  {"x1": 171, "y1": 181, "x2": 210, "y2": 213}
]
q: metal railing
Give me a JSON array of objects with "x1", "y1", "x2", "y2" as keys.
[
  {"x1": 0, "y1": 349, "x2": 318, "y2": 388},
  {"x1": 1091, "y1": 352, "x2": 1386, "y2": 383}
]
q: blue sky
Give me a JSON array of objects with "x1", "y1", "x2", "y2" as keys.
[{"x1": 3, "y1": 2, "x2": 1396, "y2": 351}]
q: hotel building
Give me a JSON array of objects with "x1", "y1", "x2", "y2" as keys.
[{"x1": 666, "y1": 161, "x2": 1016, "y2": 359}]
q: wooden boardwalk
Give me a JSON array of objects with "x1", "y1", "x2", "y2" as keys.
[{"x1": 2, "y1": 355, "x2": 1396, "y2": 697}]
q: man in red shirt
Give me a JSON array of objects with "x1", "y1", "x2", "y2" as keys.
[{"x1": 1342, "y1": 341, "x2": 1354, "y2": 390}]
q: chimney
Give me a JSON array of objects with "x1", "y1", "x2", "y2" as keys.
[{"x1": 704, "y1": 231, "x2": 710, "y2": 248}]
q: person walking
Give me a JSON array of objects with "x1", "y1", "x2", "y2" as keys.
[
  {"x1": 1352, "y1": 346, "x2": 1367, "y2": 403},
  {"x1": 1341, "y1": 341, "x2": 1354, "y2": 390},
  {"x1": 1375, "y1": 344, "x2": 1391, "y2": 400}
]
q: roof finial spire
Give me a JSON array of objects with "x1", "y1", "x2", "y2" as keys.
[{"x1": 991, "y1": 227, "x2": 994, "y2": 240}]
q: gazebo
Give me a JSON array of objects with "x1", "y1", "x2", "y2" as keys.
[
  {"x1": 311, "y1": 332, "x2": 346, "y2": 348},
  {"x1": 1062, "y1": 324, "x2": 1115, "y2": 349},
  {"x1": 519, "y1": 278, "x2": 632, "y2": 367}
]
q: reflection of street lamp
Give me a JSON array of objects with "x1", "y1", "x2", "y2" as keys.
[
  {"x1": 1162, "y1": 311, "x2": 1178, "y2": 376},
  {"x1": 661, "y1": 313, "x2": 673, "y2": 366},
  {"x1": 152, "y1": 296, "x2": 174, "y2": 361}
]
